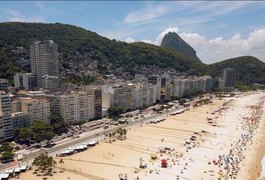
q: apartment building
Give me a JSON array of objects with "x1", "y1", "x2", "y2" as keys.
[
  {"x1": 30, "y1": 40, "x2": 60, "y2": 91},
  {"x1": 47, "y1": 94, "x2": 80, "y2": 124},
  {"x1": 20, "y1": 98, "x2": 51, "y2": 125},
  {"x1": 79, "y1": 91, "x2": 94, "y2": 122},
  {"x1": 14, "y1": 73, "x2": 37, "y2": 90},
  {"x1": 11, "y1": 112, "x2": 29, "y2": 129},
  {"x1": 92, "y1": 88, "x2": 102, "y2": 119},
  {"x1": 0, "y1": 92, "x2": 13, "y2": 139},
  {"x1": 0, "y1": 79, "x2": 8, "y2": 92}
]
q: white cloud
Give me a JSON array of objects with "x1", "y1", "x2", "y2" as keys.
[
  {"x1": 125, "y1": 37, "x2": 135, "y2": 43},
  {"x1": 141, "y1": 39, "x2": 152, "y2": 44},
  {"x1": 124, "y1": 3, "x2": 167, "y2": 24},
  {"x1": 6, "y1": 9, "x2": 45, "y2": 22},
  {"x1": 124, "y1": 27, "x2": 265, "y2": 64},
  {"x1": 177, "y1": 29, "x2": 265, "y2": 63},
  {"x1": 154, "y1": 27, "x2": 179, "y2": 45}
]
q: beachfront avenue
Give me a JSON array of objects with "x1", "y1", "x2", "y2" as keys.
[{"x1": 0, "y1": 100, "x2": 188, "y2": 172}]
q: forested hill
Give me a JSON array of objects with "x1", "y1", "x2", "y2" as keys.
[
  {"x1": 0, "y1": 22, "x2": 264, "y2": 86},
  {"x1": 0, "y1": 22, "x2": 208, "y2": 82},
  {"x1": 209, "y1": 56, "x2": 265, "y2": 85}
]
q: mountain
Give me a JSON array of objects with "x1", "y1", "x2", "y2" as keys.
[
  {"x1": 0, "y1": 22, "x2": 208, "y2": 83},
  {"x1": 0, "y1": 22, "x2": 264, "y2": 87},
  {"x1": 209, "y1": 56, "x2": 265, "y2": 85},
  {"x1": 161, "y1": 32, "x2": 199, "y2": 61}
]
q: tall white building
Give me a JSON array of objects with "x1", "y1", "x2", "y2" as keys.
[
  {"x1": 79, "y1": 91, "x2": 94, "y2": 121},
  {"x1": 47, "y1": 94, "x2": 80, "y2": 124},
  {"x1": 148, "y1": 75, "x2": 161, "y2": 101},
  {"x1": 20, "y1": 98, "x2": 51, "y2": 125},
  {"x1": 30, "y1": 40, "x2": 60, "y2": 91},
  {"x1": 0, "y1": 92, "x2": 13, "y2": 139}
]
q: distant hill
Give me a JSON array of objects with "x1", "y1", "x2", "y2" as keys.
[
  {"x1": 161, "y1": 32, "x2": 200, "y2": 61},
  {"x1": 0, "y1": 22, "x2": 264, "y2": 87},
  {"x1": 0, "y1": 22, "x2": 207, "y2": 82},
  {"x1": 209, "y1": 56, "x2": 265, "y2": 85}
]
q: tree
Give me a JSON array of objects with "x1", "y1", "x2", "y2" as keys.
[
  {"x1": 50, "y1": 112, "x2": 68, "y2": 135},
  {"x1": 59, "y1": 159, "x2": 64, "y2": 172},
  {"x1": 108, "y1": 106, "x2": 123, "y2": 118},
  {"x1": 0, "y1": 142, "x2": 13, "y2": 152},
  {"x1": 33, "y1": 153, "x2": 55, "y2": 177},
  {"x1": 30, "y1": 120, "x2": 55, "y2": 144},
  {"x1": 179, "y1": 99, "x2": 187, "y2": 105},
  {"x1": 1, "y1": 151, "x2": 14, "y2": 161}
]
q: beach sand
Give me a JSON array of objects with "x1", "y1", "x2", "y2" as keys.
[{"x1": 18, "y1": 91, "x2": 265, "y2": 180}]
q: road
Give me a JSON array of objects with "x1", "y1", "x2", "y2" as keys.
[{"x1": 0, "y1": 106, "x2": 186, "y2": 171}]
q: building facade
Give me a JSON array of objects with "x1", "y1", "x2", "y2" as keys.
[
  {"x1": 0, "y1": 92, "x2": 13, "y2": 139},
  {"x1": 14, "y1": 73, "x2": 37, "y2": 90},
  {"x1": 20, "y1": 98, "x2": 51, "y2": 125},
  {"x1": 222, "y1": 68, "x2": 236, "y2": 89},
  {"x1": 12, "y1": 112, "x2": 29, "y2": 129},
  {"x1": 0, "y1": 79, "x2": 8, "y2": 92},
  {"x1": 30, "y1": 40, "x2": 60, "y2": 91}
]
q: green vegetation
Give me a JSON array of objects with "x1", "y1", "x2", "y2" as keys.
[
  {"x1": 0, "y1": 22, "x2": 207, "y2": 83},
  {"x1": 105, "y1": 128, "x2": 127, "y2": 143},
  {"x1": 209, "y1": 56, "x2": 265, "y2": 86},
  {"x1": 108, "y1": 106, "x2": 124, "y2": 118},
  {"x1": 182, "y1": 89, "x2": 202, "y2": 99},
  {"x1": 32, "y1": 153, "x2": 57, "y2": 177},
  {"x1": 0, "y1": 22, "x2": 264, "y2": 87},
  {"x1": 15, "y1": 120, "x2": 55, "y2": 144},
  {"x1": 50, "y1": 112, "x2": 68, "y2": 135},
  {"x1": 178, "y1": 99, "x2": 187, "y2": 105},
  {"x1": 0, "y1": 142, "x2": 14, "y2": 162}
]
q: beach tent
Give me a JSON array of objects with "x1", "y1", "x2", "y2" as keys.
[
  {"x1": 161, "y1": 159, "x2": 168, "y2": 168},
  {"x1": 20, "y1": 166, "x2": 27, "y2": 172},
  {"x1": 14, "y1": 167, "x2": 20, "y2": 173},
  {"x1": 0, "y1": 173, "x2": 9, "y2": 180},
  {"x1": 88, "y1": 141, "x2": 96, "y2": 146}
]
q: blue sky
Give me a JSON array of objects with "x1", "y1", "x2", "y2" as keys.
[{"x1": 1, "y1": 1, "x2": 265, "y2": 64}]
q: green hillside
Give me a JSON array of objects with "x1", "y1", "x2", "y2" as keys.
[
  {"x1": 209, "y1": 56, "x2": 265, "y2": 85},
  {"x1": 0, "y1": 22, "x2": 264, "y2": 86},
  {"x1": 0, "y1": 22, "x2": 208, "y2": 82}
]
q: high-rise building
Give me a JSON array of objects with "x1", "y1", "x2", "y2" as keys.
[
  {"x1": 0, "y1": 79, "x2": 8, "y2": 92},
  {"x1": 14, "y1": 73, "x2": 24, "y2": 89},
  {"x1": 92, "y1": 88, "x2": 102, "y2": 119},
  {"x1": 14, "y1": 73, "x2": 37, "y2": 90},
  {"x1": 222, "y1": 68, "x2": 236, "y2": 89},
  {"x1": 148, "y1": 75, "x2": 161, "y2": 101},
  {"x1": 30, "y1": 40, "x2": 60, "y2": 91},
  {"x1": 79, "y1": 91, "x2": 94, "y2": 122},
  {"x1": 0, "y1": 92, "x2": 13, "y2": 140}
]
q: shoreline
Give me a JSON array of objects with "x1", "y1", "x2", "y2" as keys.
[{"x1": 17, "y1": 91, "x2": 265, "y2": 180}]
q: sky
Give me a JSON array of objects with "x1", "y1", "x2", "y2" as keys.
[{"x1": 1, "y1": 1, "x2": 265, "y2": 64}]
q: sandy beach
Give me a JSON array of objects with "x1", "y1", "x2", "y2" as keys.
[{"x1": 18, "y1": 91, "x2": 265, "y2": 180}]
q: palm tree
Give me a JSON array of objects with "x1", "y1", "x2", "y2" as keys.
[
  {"x1": 123, "y1": 129, "x2": 127, "y2": 139},
  {"x1": 109, "y1": 133, "x2": 112, "y2": 143},
  {"x1": 59, "y1": 159, "x2": 64, "y2": 172},
  {"x1": 53, "y1": 160, "x2": 57, "y2": 173},
  {"x1": 112, "y1": 132, "x2": 116, "y2": 141}
]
